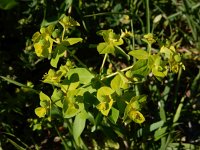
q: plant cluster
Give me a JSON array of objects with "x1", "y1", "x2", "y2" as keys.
[
  {"x1": 31, "y1": 15, "x2": 185, "y2": 149},
  {"x1": 0, "y1": 0, "x2": 200, "y2": 149}
]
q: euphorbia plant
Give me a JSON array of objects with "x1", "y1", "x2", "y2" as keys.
[{"x1": 32, "y1": 15, "x2": 185, "y2": 148}]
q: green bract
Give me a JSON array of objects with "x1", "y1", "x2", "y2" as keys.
[
  {"x1": 60, "y1": 15, "x2": 80, "y2": 28},
  {"x1": 97, "y1": 29, "x2": 124, "y2": 55}
]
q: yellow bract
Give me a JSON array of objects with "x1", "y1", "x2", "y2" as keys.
[
  {"x1": 128, "y1": 110, "x2": 145, "y2": 124},
  {"x1": 96, "y1": 95, "x2": 114, "y2": 116},
  {"x1": 34, "y1": 43, "x2": 43, "y2": 57},
  {"x1": 35, "y1": 107, "x2": 46, "y2": 118}
]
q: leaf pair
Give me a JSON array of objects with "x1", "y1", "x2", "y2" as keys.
[
  {"x1": 35, "y1": 90, "x2": 64, "y2": 118},
  {"x1": 129, "y1": 49, "x2": 168, "y2": 79},
  {"x1": 35, "y1": 92, "x2": 51, "y2": 118}
]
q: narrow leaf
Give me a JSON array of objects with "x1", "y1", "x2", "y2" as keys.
[
  {"x1": 7, "y1": 138, "x2": 26, "y2": 150},
  {"x1": 173, "y1": 96, "x2": 185, "y2": 123},
  {"x1": 150, "y1": 120, "x2": 164, "y2": 132},
  {"x1": 73, "y1": 111, "x2": 87, "y2": 145}
]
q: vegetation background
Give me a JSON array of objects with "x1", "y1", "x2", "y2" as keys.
[{"x1": 0, "y1": 0, "x2": 199, "y2": 149}]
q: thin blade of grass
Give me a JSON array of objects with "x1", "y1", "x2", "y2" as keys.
[{"x1": 0, "y1": 76, "x2": 38, "y2": 94}]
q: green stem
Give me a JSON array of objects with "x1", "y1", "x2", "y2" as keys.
[
  {"x1": 66, "y1": 49, "x2": 87, "y2": 69},
  {"x1": 145, "y1": 0, "x2": 150, "y2": 33},
  {"x1": 100, "y1": 53, "x2": 108, "y2": 74},
  {"x1": 101, "y1": 65, "x2": 133, "y2": 80},
  {"x1": 131, "y1": 18, "x2": 136, "y2": 63},
  {"x1": 62, "y1": 26, "x2": 66, "y2": 41},
  {"x1": 135, "y1": 85, "x2": 140, "y2": 96},
  {"x1": 174, "y1": 67, "x2": 182, "y2": 106},
  {"x1": 55, "y1": 126, "x2": 70, "y2": 150},
  {"x1": 148, "y1": 43, "x2": 152, "y2": 54}
]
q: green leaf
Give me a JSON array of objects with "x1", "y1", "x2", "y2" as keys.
[
  {"x1": 129, "y1": 95, "x2": 146, "y2": 111},
  {"x1": 115, "y1": 46, "x2": 130, "y2": 60},
  {"x1": 51, "y1": 89, "x2": 63, "y2": 108},
  {"x1": 129, "y1": 49, "x2": 149, "y2": 59},
  {"x1": 64, "y1": 38, "x2": 83, "y2": 45},
  {"x1": 66, "y1": 68, "x2": 94, "y2": 84},
  {"x1": 0, "y1": 76, "x2": 38, "y2": 94},
  {"x1": 111, "y1": 75, "x2": 122, "y2": 90},
  {"x1": 150, "y1": 120, "x2": 164, "y2": 132},
  {"x1": 110, "y1": 74, "x2": 129, "y2": 91},
  {"x1": 159, "y1": 101, "x2": 166, "y2": 122},
  {"x1": 173, "y1": 96, "x2": 185, "y2": 123},
  {"x1": 168, "y1": 143, "x2": 198, "y2": 149},
  {"x1": 50, "y1": 44, "x2": 66, "y2": 68},
  {"x1": 7, "y1": 138, "x2": 26, "y2": 150},
  {"x1": 61, "y1": 73, "x2": 80, "y2": 92},
  {"x1": 132, "y1": 59, "x2": 150, "y2": 77},
  {"x1": 97, "y1": 42, "x2": 115, "y2": 54},
  {"x1": 39, "y1": 91, "x2": 51, "y2": 107},
  {"x1": 160, "y1": 46, "x2": 173, "y2": 59},
  {"x1": 152, "y1": 68, "x2": 167, "y2": 78},
  {"x1": 35, "y1": 107, "x2": 46, "y2": 118},
  {"x1": 0, "y1": 0, "x2": 18, "y2": 10},
  {"x1": 73, "y1": 111, "x2": 88, "y2": 145},
  {"x1": 63, "y1": 103, "x2": 80, "y2": 118},
  {"x1": 154, "y1": 126, "x2": 168, "y2": 141},
  {"x1": 108, "y1": 107, "x2": 119, "y2": 123},
  {"x1": 32, "y1": 32, "x2": 40, "y2": 42},
  {"x1": 0, "y1": 76, "x2": 26, "y2": 87}
]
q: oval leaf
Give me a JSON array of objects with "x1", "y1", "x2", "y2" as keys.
[
  {"x1": 129, "y1": 49, "x2": 149, "y2": 59},
  {"x1": 97, "y1": 42, "x2": 115, "y2": 54},
  {"x1": 66, "y1": 68, "x2": 94, "y2": 84}
]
